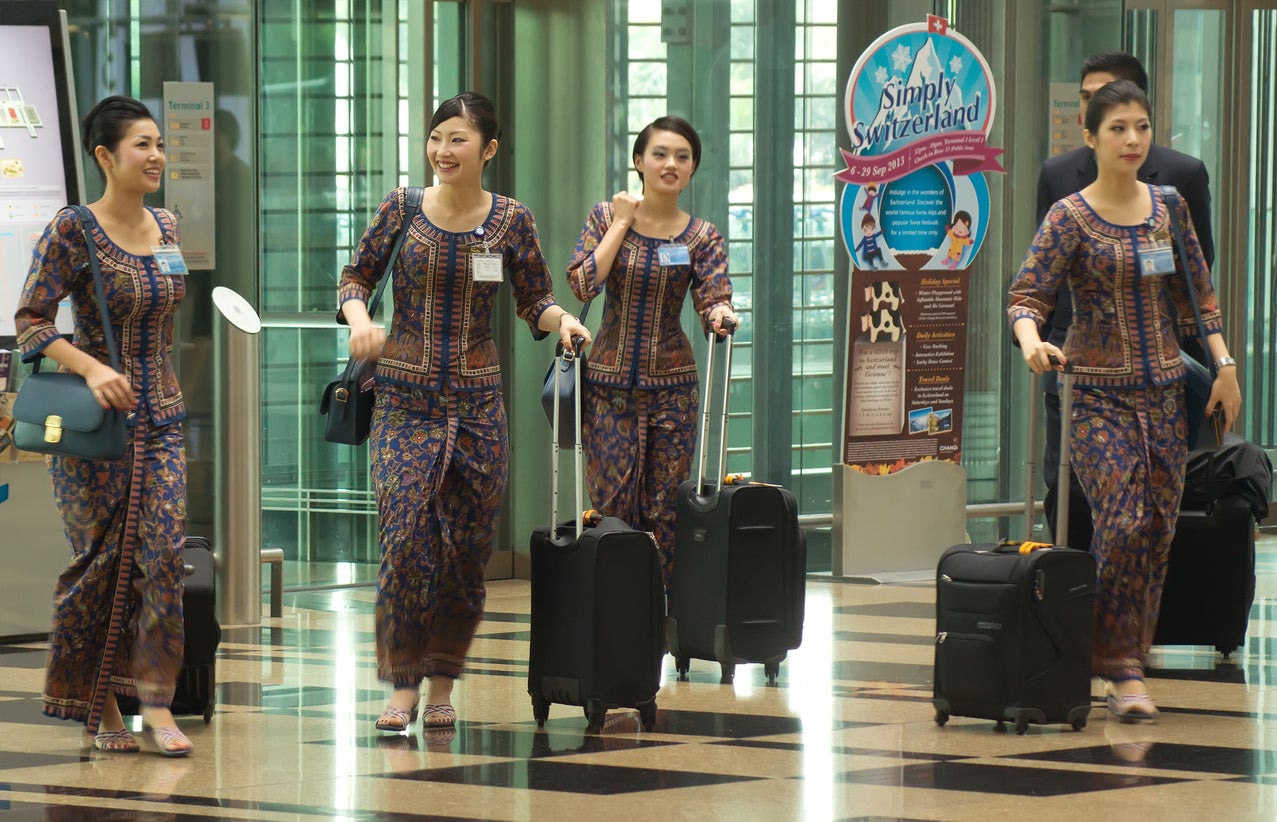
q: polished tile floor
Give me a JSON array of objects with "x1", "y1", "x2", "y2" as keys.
[{"x1": 3, "y1": 534, "x2": 1277, "y2": 821}]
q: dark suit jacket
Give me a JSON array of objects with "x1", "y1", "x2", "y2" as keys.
[{"x1": 1034, "y1": 143, "x2": 1213, "y2": 392}]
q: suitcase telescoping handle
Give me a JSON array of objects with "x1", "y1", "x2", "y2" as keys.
[
  {"x1": 1030, "y1": 355, "x2": 1074, "y2": 548},
  {"x1": 550, "y1": 335, "x2": 588, "y2": 541},
  {"x1": 693, "y1": 316, "x2": 739, "y2": 497}
]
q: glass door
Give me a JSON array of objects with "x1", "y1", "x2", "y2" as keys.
[{"x1": 1126, "y1": 1, "x2": 1277, "y2": 458}]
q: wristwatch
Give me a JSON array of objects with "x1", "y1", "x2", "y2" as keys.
[{"x1": 1216, "y1": 356, "x2": 1237, "y2": 368}]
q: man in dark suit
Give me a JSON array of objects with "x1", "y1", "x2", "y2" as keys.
[{"x1": 1037, "y1": 51, "x2": 1215, "y2": 551}]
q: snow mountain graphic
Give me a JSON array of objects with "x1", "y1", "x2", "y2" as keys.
[{"x1": 862, "y1": 38, "x2": 974, "y2": 155}]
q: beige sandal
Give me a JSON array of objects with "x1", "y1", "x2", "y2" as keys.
[
  {"x1": 374, "y1": 704, "x2": 419, "y2": 732},
  {"x1": 149, "y1": 726, "x2": 194, "y2": 757},
  {"x1": 89, "y1": 728, "x2": 140, "y2": 753},
  {"x1": 421, "y1": 703, "x2": 457, "y2": 727}
]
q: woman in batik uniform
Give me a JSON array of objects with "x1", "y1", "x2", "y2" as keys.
[
  {"x1": 16, "y1": 96, "x2": 193, "y2": 756},
  {"x1": 567, "y1": 116, "x2": 737, "y2": 593},
  {"x1": 1008, "y1": 80, "x2": 1241, "y2": 722},
  {"x1": 340, "y1": 92, "x2": 591, "y2": 732}
]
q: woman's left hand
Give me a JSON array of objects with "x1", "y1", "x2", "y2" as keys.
[
  {"x1": 559, "y1": 313, "x2": 592, "y2": 356},
  {"x1": 708, "y1": 306, "x2": 739, "y2": 337},
  {"x1": 1208, "y1": 366, "x2": 1242, "y2": 433}
]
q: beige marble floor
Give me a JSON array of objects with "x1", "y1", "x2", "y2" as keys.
[{"x1": 1, "y1": 532, "x2": 1275, "y2": 821}]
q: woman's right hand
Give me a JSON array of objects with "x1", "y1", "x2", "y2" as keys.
[
  {"x1": 611, "y1": 191, "x2": 641, "y2": 227},
  {"x1": 1021, "y1": 339, "x2": 1066, "y2": 375},
  {"x1": 348, "y1": 322, "x2": 386, "y2": 362},
  {"x1": 86, "y1": 362, "x2": 134, "y2": 411}
]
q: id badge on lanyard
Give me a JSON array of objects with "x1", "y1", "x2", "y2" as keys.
[
  {"x1": 657, "y1": 243, "x2": 691, "y2": 266},
  {"x1": 1138, "y1": 229, "x2": 1175, "y2": 278},
  {"x1": 469, "y1": 226, "x2": 503, "y2": 282},
  {"x1": 151, "y1": 245, "x2": 189, "y2": 275}
]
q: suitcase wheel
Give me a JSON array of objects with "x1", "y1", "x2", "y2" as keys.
[
  {"x1": 934, "y1": 710, "x2": 949, "y2": 727},
  {"x1": 719, "y1": 662, "x2": 735, "y2": 685},
  {"x1": 1071, "y1": 718, "x2": 1086, "y2": 732},
  {"x1": 675, "y1": 657, "x2": 690, "y2": 681},
  {"x1": 585, "y1": 705, "x2": 607, "y2": 735},
  {"x1": 639, "y1": 701, "x2": 657, "y2": 732},
  {"x1": 764, "y1": 659, "x2": 781, "y2": 687},
  {"x1": 1216, "y1": 644, "x2": 1238, "y2": 658},
  {"x1": 203, "y1": 705, "x2": 213, "y2": 724},
  {"x1": 532, "y1": 695, "x2": 550, "y2": 728},
  {"x1": 1014, "y1": 719, "x2": 1030, "y2": 735}
]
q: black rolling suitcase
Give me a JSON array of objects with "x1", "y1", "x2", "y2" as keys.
[
  {"x1": 933, "y1": 368, "x2": 1095, "y2": 734},
  {"x1": 1153, "y1": 495, "x2": 1255, "y2": 656},
  {"x1": 1151, "y1": 435, "x2": 1268, "y2": 657},
  {"x1": 528, "y1": 341, "x2": 664, "y2": 733},
  {"x1": 667, "y1": 320, "x2": 806, "y2": 685},
  {"x1": 119, "y1": 535, "x2": 220, "y2": 722}
]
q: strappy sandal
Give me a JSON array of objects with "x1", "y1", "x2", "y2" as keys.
[
  {"x1": 149, "y1": 726, "x2": 194, "y2": 757},
  {"x1": 1106, "y1": 693, "x2": 1158, "y2": 723},
  {"x1": 89, "y1": 728, "x2": 140, "y2": 753},
  {"x1": 421, "y1": 703, "x2": 457, "y2": 728},
  {"x1": 374, "y1": 704, "x2": 419, "y2": 732}
]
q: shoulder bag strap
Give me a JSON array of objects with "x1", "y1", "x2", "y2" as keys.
[
  {"x1": 57, "y1": 205, "x2": 122, "y2": 375},
  {"x1": 1160, "y1": 185, "x2": 1214, "y2": 376},
  {"x1": 366, "y1": 186, "x2": 424, "y2": 320}
]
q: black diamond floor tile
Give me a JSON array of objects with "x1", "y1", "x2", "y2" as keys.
[
  {"x1": 1008, "y1": 742, "x2": 1277, "y2": 775},
  {"x1": 385, "y1": 759, "x2": 763, "y2": 794},
  {"x1": 838, "y1": 761, "x2": 1189, "y2": 795}
]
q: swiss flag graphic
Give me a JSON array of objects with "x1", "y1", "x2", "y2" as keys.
[{"x1": 927, "y1": 15, "x2": 949, "y2": 36}]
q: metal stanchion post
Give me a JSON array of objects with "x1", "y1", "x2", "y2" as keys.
[{"x1": 212, "y1": 287, "x2": 263, "y2": 625}]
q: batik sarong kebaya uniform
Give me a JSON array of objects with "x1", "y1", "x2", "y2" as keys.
[
  {"x1": 16, "y1": 207, "x2": 187, "y2": 734},
  {"x1": 339, "y1": 188, "x2": 556, "y2": 685},
  {"x1": 1008, "y1": 185, "x2": 1222, "y2": 682},
  {"x1": 566, "y1": 202, "x2": 733, "y2": 590}
]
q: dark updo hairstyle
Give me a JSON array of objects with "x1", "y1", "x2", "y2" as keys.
[
  {"x1": 429, "y1": 91, "x2": 501, "y2": 166},
  {"x1": 631, "y1": 116, "x2": 702, "y2": 184},
  {"x1": 1083, "y1": 79, "x2": 1150, "y2": 135},
  {"x1": 81, "y1": 96, "x2": 157, "y2": 182}
]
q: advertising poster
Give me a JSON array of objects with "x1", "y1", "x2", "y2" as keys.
[{"x1": 837, "y1": 15, "x2": 1002, "y2": 474}]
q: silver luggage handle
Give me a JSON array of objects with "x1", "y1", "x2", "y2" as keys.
[
  {"x1": 694, "y1": 316, "x2": 738, "y2": 497},
  {"x1": 549, "y1": 336, "x2": 587, "y2": 541}
]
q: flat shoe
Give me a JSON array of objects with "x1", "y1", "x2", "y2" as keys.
[
  {"x1": 90, "y1": 728, "x2": 140, "y2": 753},
  {"x1": 149, "y1": 726, "x2": 193, "y2": 757},
  {"x1": 1107, "y1": 693, "x2": 1158, "y2": 723},
  {"x1": 374, "y1": 704, "x2": 419, "y2": 732},
  {"x1": 421, "y1": 703, "x2": 457, "y2": 728}
]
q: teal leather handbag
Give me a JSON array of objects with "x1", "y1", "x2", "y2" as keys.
[{"x1": 12, "y1": 205, "x2": 127, "y2": 460}]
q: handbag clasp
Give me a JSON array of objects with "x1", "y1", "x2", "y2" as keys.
[
  {"x1": 334, "y1": 387, "x2": 348, "y2": 403},
  {"x1": 44, "y1": 415, "x2": 64, "y2": 444}
]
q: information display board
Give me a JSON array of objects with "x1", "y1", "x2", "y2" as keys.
[{"x1": 0, "y1": 3, "x2": 81, "y2": 341}]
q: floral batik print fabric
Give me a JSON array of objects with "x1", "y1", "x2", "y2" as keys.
[{"x1": 371, "y1": 384, "x2": 508, "y2": 684}]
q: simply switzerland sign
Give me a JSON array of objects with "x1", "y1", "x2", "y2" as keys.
[{"x1": 837, "y1": 15, "x2": 1002, "y2": 474}]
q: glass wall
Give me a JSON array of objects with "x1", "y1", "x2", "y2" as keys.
[
  {"x1": 57, "y1": 0, "x2": 255, "y2": 545},
  {"x1": 48, "y1": 0, "x2": 1273, "y2": 585}
]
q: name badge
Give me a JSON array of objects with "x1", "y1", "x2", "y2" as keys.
[
  {"x1": 151, "y1": 245, "x2": 189, "y2": 275},
  {"x1": 471, "y1": 253, "x2": 504, "y2": 282},
  {"x1": 658, "y1": 244, "x2": 691, "y2": 266},
  {"x1": 1138, "y1": 244, "x2": 1175, "y2": 277}
]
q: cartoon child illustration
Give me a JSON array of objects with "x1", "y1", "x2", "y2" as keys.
[
  {"x1": 856, "y1": 214, "x2": 886, "y2": 270},
  {"x1": 861, "y1": 182, "x2": 880, "y2": 214},
  {"x1": 941, "y1": 210, "x2": 973, "y2": 269}
]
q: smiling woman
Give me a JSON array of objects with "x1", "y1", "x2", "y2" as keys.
[
  {"x1": 336, "y1": 90, "x2": 591, "y2": 735},
  {"x1": 13, "y1": 94, "x2": 194, "y2": 757}
]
